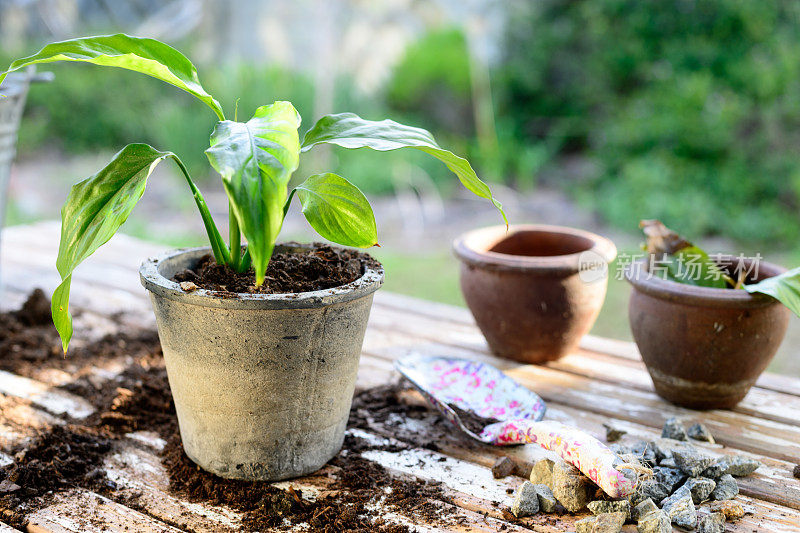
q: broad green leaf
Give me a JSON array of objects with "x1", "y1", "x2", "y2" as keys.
[
  {"x1": 292, "y1": 173, "x2": 377, "y2": 248},
  {"x1": 54, "y1": 144, "x2": 173, "y2": 351},
  {"x1": 0, "y1": 34, "x2": 224, "y2": 120},
  {"x1": 744, "y1": 267, "x2": 800, "y2": 317},
  {"x1": 206, "y1": 101, "x2": 301, "y2": 284},
  {"x1": 663, "y1": 246, "x2": 730, "y2": 289},
  {"x1": 301, "y1": 113, "x2": 506, "y2": 224},
  {"x1": 641, "y1": 219, "x2": 732, "y2": 288}
]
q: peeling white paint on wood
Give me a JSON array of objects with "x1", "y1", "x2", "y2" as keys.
[{"x1": 0, "y1": 370, "x2": 94, "y2": 418}]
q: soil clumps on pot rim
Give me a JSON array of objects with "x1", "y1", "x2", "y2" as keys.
[{"x1": 174, "y1": 243, "x2": 380, "y2": 294}]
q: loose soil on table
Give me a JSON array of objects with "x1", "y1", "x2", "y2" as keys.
[
  {"x1": 0, "y1": 290, "x2": 464, "y2": 532},
  {"x1": 449, "y1": 404, "x2": 501, "y2": 435},
  {"x1": 174, "y1": 244, "x2": 379, "y2": 294}
]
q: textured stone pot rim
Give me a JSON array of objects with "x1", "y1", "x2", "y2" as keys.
[
  {"x1": 452, "y1": 224, "x2": 617, "y2": 274},
  {"x1": 624, "y1": 256, "x2": 785, "y2": 308},
  {"x1": 140, "y1": 244, "x2": 384, "y2": 310}
]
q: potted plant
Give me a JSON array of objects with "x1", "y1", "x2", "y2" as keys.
[
  {"x1": 453, "y1": 224, "x2": 617, "y2": 363},
  {"x1": 626, "y1": 220, "x2": 799, "y2": 409},
  {"x1": 0, "y1": 67, "x2": 52, "y2": 280},
  {"x1": 0, "y1": 35, "x2": 505, "y2": 481}
]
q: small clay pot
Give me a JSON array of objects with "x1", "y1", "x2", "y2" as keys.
[
  {"x1": 626, "y1": 257, "x2": 790, "y2": 409},
  {"x1": 453, "y1": 225, "x2": 617, "y2": 364}
]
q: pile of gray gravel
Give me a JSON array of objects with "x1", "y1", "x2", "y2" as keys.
[{"x1": 506, "y1": 417, "x2": 758, "y2": 533}]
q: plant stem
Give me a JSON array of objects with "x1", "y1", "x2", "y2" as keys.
[
  {"x1": 170, "y1": 155, "x2": 230, "y2": 265},
  {"x1": 228, "y1": 202, "x2": 242, "y2": 271}
]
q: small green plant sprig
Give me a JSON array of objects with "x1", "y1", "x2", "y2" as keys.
[
  {"x1": 640, "y1": 220, "x2": 800, "y2": 315},
  {"x1": 0, "y1": 35, "x2": 506, "y2": 352}
]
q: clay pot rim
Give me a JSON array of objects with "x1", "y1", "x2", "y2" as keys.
[
  {"x1": 624, "y1": 256, "x2": 785, "y2": 308},
  {"x1": 452, "y1": 224, "x2": 617, "y2": 275},
  {"x1": 140, "y1": 243, "x2": 384, "y2": 310}
]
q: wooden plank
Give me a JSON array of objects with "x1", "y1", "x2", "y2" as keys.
[
  {"x1": 26, "y1": 489, "x2": 183, "y2": 533},
  {"x1": 366, "y1": 306, "x2": 800, "y2": 430},
  {"x1": 105, "y1": 444, "x2": 242, "y2": 532},
  {"x1": 0, "y1": 370, "x2": 94, "y2": 419},
  {"x1": 550, "y1": 350, "x2": 800, "y2": 428},
  {"x1": 358, "y1": 344, "x2": 800, "y2": 509},
  {"x1": 350, "y1": 379, "x2": 800, "y2": 530},
  {"x1": 109, "y1": 435, "x2": 530, "y2": 533},
  {"x1": 373, "y1": 288, "x2": 800, "y2": 399}
]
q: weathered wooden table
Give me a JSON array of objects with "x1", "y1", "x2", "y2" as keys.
[{"x1": 1, "y1": 221, "x2": 799, "y2": 532}]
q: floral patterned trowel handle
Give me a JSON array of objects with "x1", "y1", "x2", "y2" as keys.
[{"x1": 395, "y1": 355, "x2": 637, "y2": 498}]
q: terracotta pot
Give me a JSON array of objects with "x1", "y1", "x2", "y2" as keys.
[
  {"x1": 453, "y1": 225, "x2": 617, "y2": 364},
  {"x1": 626, "y1": 257, "x2": 790, "y2": 409}
]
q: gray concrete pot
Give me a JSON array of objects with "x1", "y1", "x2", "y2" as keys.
[{"x1": 139, "y1": 244, "x2": 383, "y2": 481}]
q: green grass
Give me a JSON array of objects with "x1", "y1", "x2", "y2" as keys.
[{"x1": 369, "y1": 249, "x2": 465, "y2": 307}]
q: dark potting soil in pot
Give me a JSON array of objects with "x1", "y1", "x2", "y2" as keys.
[
  {"x1": 174, "y1": 243, "x2": 379, "y2": 294},
  {"x1": 0, "y1": 291, "x2": 463, "y2": 531}
]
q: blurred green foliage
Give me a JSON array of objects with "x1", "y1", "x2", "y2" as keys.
[
  {"x1": 7, "y1": 54, "x2": 315, "y2": 177},
  {"x1": 9, "y1": 1, "x2": 800, "y2": 245},
  {"x1": 497, "y1": 0, "x2": 800, "y2": 243}
]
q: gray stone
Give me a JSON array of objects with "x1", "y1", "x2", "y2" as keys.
[
  {"x1": 661, "y1": 417, "x2": 688, "y2": 441},
  {"x1": 687, "y1": 423, "x2": 715, "y2": 443},
  {"x1": 609, "y1": 443, "x2": 630, "y2": 456},
  {"x1": 711, "y1": 474, "x2": 739, "y2": 501},
  {"x1": 659, "y1": 485, "x2": 691, "y2": 510},
  {"x1": 638, "y1": 479, "x2": 669, "y2": 504},
  {"x1": 576, "y1": 516, "x2": 597, "y2": 533},
  {"x1": 651, "y1": 437, "x2": 692, "y2": 463},
  {"x1": 702, "y1": 456, "x2": 730, "y2": 479},
  {"x1": 140, "y1": 246, "x2": 384, "y2": 482},
  {"x1": 577, "y1": 512, "x2": 626, "y2": 533},
  {"x1": 587, "y1": 500, "x2": 631, "y2": 521},
  {"x1": 659, "y1": 457, "x2": 677, "y2": 469},
  {"x1": 595, "y1": 512, "x2": 626, "y2": 532},
  {"x1": 664, "y1": 493, "x2": 697, "y2": 530},
  {"x1": 697, "y1": 512, "x2": 726, "y2": 533},
  {"x1": 653, "y1": 466, "x2": 687, "y2": 493},
  {"x1": 630, "y1": 440, "x2": 657, "y2": 466},
  {"x1": 682, "y1": 477, "x2": 716, "y2": 503},
  {"x1": 603, "y1": 423, "x2": 627, "y2": 443},
  {"x1": 529, "y1": 458, "x2": 554, "y2": 487},
  {"x1": 703, "y1": 455, "x2": 760, "y2": 478},
  {"x1": 510, "y1": 481, "x2": 540, "y2": 517},
  {"x1": 492, "y1": 456, "x2": 515, "y2": 478},
  {"x1": 532, "y1": 483, "x2": 557, "y2": 513},
  {"x1": 632, "y1": 498, "x2": 658, "y2": 521},
  {"x1": 636, "y1": 510, "x2": 671, "y2": 533},
  {"x1": 726, "y1": 456, "x2": 761, "y2": 477},
  {"x1": 673, "y1": 447, "x2": 716, "y2": 477},
  {"x1": 551, "y1": 460, "x2": 591, "y2": 512}
]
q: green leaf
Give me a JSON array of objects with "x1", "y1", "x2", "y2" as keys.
[
  {"x1": 744, "y1": 267, "x2": 800, "y2": 317},
  {"x1": 301, "y1": 113, "x2": 506, "y2": 224},
  {"x1": 206, "y1": 101, "x2": 301, "y2": 284},
  {"x1": 641, "y1": 219, "x2": 732, "y2": 288},
  {"x1": 663, "y1": 246, "x2": 730, "y2": 289},
  {"x1": 0, "y1": 34, "x2": 224, "y2": 120},
  {"x1": 54, "y1": 144, "x2": 174, "y2": 352},
  {"x1": 293, "y1": 173, "x2": 378, "y2": 248}
]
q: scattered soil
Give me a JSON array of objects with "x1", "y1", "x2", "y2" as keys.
[
  {"x1": 174, "y1": 244, "x2": 380, "y2": 294},
  {"x1": 450, "y1": 404, "x2": 501, "y2": 435},
  {"x1": 0, "y1": 425, "x2": 112, "y2": 528},
  {"x1": 163, "y1": 430, "x2": 452, "y2": 532},
  {"x1": 0, "y1": 292, "x2": 463, "y2": 532}
]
